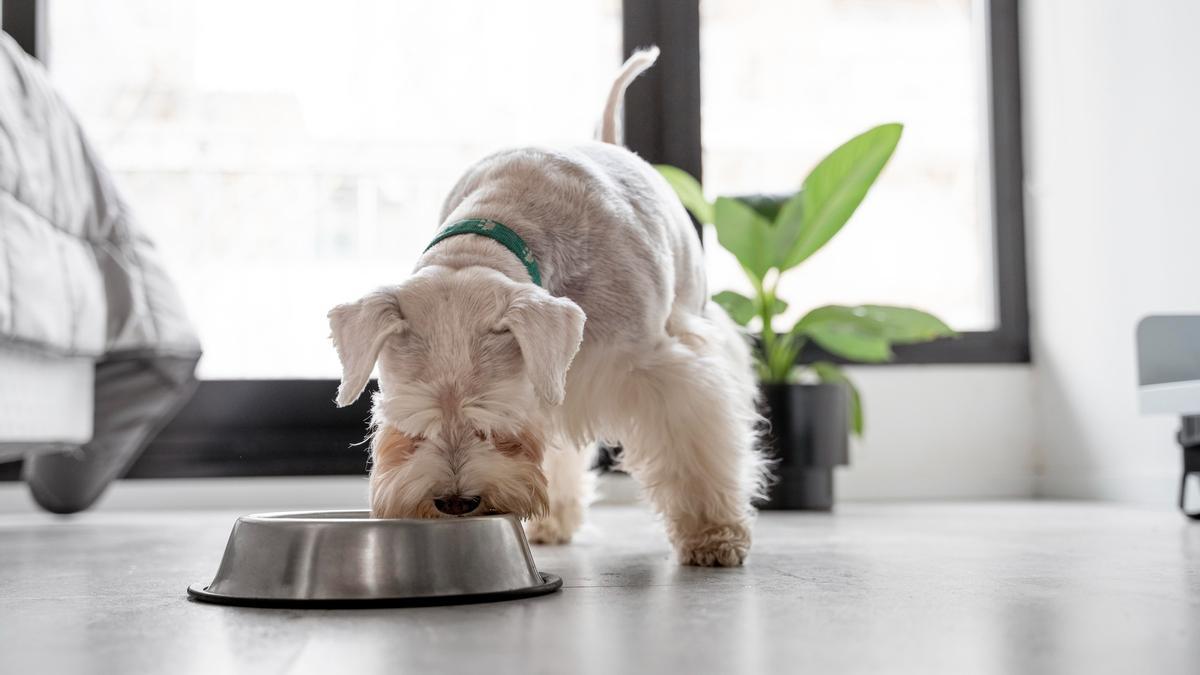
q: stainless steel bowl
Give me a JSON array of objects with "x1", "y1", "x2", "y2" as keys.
[{"x1": 187, "y1": 510, "x2": 561, "y2": 607}]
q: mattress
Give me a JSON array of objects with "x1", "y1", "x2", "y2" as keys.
[{"x1": 0, "y1": 347, "x2": 92, "y2": 460}]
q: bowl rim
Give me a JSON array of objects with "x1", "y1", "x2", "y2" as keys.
[
  {"x1": 186, "y1": 573, "x2": 563, "y2": 608},
  {"x1": 238, "y1": 510, "x2": 520, "y2": 524}
]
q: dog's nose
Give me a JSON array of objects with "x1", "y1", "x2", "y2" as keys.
[{"x1": 433, "y1": 495, "x2": 482, "y2": 516}]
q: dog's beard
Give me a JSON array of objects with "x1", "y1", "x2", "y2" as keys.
[{"x1": 369, "y1": 425, "x2": 549, "y2": 520}]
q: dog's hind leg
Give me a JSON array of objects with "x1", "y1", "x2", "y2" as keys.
[
  {"x1": 525, "y1": 441, "x2": 595, "y2": 544},
  {"x1": 617, "y1": 308, "x2": 767, "y2": 566}
]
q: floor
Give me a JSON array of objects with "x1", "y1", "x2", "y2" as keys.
[{"x1": 2, "y1": 502, "x2": 1199, "y2": 675}]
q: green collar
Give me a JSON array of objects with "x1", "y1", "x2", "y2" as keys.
[{"x1": 424, "y1": 218, "x2": 542, "y2": 286}]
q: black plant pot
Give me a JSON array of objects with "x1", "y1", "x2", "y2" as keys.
[{"x1": 758, "y1": 383, "x2": 850, "y2": 511}]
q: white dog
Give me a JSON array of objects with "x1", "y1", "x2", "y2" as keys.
[{"x1": 328, "y1": 48, "x2": 766, "y2": 566}]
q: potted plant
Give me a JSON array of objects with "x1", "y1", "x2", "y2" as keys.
[{"x1": 657, "y1": 123, "x2": 956, "y2": 510}]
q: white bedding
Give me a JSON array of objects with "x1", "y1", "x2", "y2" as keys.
[{"x1": 0, "y1": 34, "x2": 201, "y2": 511}]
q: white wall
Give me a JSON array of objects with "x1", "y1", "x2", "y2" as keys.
[
  {"x1": 1023, "y1": 0, "x2": 1200, "y2": 504},
  {"x1": 838, "y1": 365, "x2": 1034, "y2": 500}
]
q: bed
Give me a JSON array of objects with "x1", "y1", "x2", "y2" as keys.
[{"x1": 0, "y1": 33, "x2": 201, "y2": 512}]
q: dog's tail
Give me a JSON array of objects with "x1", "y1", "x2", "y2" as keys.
[{"x1": 598, "y1": 46, "x2": 660, "y2": 146}]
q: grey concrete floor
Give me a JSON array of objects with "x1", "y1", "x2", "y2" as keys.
[{"x1": 1, "y1": 502, "x2": 1199, "y2": 675}]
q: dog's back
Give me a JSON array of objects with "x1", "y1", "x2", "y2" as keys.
[{"x1": 434, "y1": 49, "x2": 707, "y2": 343}]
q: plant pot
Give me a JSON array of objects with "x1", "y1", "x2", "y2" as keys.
[{"x1": 757, "y1": 382, "x2": 850, "y2": 511}]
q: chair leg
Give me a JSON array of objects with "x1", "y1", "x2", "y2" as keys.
[{"x1": 1177, "y1": 416, "x2": 1200, "y2": 520}]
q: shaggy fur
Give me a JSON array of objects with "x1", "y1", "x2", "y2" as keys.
[{"x1": 329, "y1": 47, "x2": 768, "y2": 566}]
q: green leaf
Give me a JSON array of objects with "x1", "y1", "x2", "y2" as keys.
[
  {"x1": 735, "y1": 193, "x2": 790, "y2": 223},
  {"x1": 655, "y1": 165, "x2": 714, "y2": 224},
  {"x1": 785, "y1": 123, "x2": 903, "y2": 268},
  {"x1": 792, "y1": 305, "x2": 893, "y2": 363},
  {"x1": 712, "y1": 291, "x2": 756, "y2": 326},
  {"x1": 855, "y1": 305, "x2": 957, "y2": 344},
  {"x1": 729, "y1": 192, "x2": 805, "y2": 272},
  {"x1": 811, "y1": 361, "x2": 864, "y2": 436},
  {"x1": 771, "y1": 191, "x2": 805, "y2": 271},
  {"x1": 711, "y1": 292, "x2": 786, "y2": 330},
  {"x1": 806, "y1": 325, "x2": 893, "y2": 363},
  {"x1": 713, "y1": 196, "x2": 773, "y2": 281}
]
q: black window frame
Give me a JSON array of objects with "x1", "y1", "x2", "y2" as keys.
[{"x1": 0, "y1": 0, "x2": 1028, "y2": 481}]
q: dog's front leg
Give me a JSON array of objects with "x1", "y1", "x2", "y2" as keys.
[{"x1": 524, "y1": 442, "x2": 593, "y2": 544}]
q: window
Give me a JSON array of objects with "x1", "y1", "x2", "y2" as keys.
[
  {"x1": 47, "y1": 0, "x2": 623, "y2": 379},
  {"x1": 1, "y1": 0, "x2": 1027, "y2": 478},
  {"x1": 701, "y1": 0, "x2": 995, "y2": 332}
]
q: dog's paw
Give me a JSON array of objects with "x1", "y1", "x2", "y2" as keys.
[
  {"x1": 675, "y1": 523, "x2": 751, "y2": 567},
  {"x1": 524, "y1": 515, "x2": 575, "y2": 545}
]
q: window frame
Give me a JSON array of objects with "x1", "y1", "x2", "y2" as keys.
[{"x1": 0, "y1": 0, "x2": 1029, "y2": 481}]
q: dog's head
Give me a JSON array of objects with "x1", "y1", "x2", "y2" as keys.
[{"x1": 328, "y1": 266, "x2": 585, "y2": 519}]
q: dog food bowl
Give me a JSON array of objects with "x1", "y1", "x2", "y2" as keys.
[{"x1": 187, "y1": 510, "x2": 562, "y2": 607}]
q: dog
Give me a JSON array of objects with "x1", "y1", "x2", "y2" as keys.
[{"x1": 328, "y1": 48, "x2": 767, "y2": 566}]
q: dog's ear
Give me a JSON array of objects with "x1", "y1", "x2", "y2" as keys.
[
  {"x1": 328, "y1": 288, "x2": 407, "y2": 407},
  {"x1": 499, "y1": 286, "x2": 586, "y2": 407}
]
